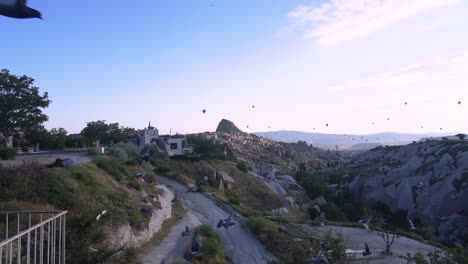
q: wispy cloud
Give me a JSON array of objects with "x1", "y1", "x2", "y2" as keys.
[
  {"x1": 286, "y1": 0, "x2": 461, "y2": 45},
  {"x1": 325, "y1": 52, "x2": 468, "y2": 99}
]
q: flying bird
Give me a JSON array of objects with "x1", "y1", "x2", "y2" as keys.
[
  {"x1": 202, "y1": 109, "x2": 206, "y2": 114},
  {"x1": 252, "y1": 105, "x2": 255, "y2": 108},
  {"x1": 458, "y1": 101, "x2": 461, "y2": 105},
  {"x1": 325, "y1": 123, "x2": 328, "y2": 127},
  {"x1": 405, "y1": 102, "x2": 408, "y2": 105},
  {"x1": 217, "y1": 216, "x2": 235, "y2": 229},
  {"x1": 407, "y1": 218, "x2": 416, "y2": 231},
  {"x1": 0, "y1": 0, "x2": 42, "y2": 19},
  {"x1": 183, "y1": 241, "x2": 200, "y2": 262},
  {"x1": 359, "y1": 217, "x2": 372, "y2": 230},
  {"x1": 363, "y1": 243, "x2": 372, "y2": 256}
]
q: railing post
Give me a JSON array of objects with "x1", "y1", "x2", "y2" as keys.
[{"x1": 0, "y1": 212, "x2": 67, "y2": 264}]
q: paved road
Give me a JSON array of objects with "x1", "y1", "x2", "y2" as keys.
[
  {"x1": 144, "y1": 211, "x2": 201, "y2": 264},
  {"x1": 155, "y1": 176, "x2": 277, "y2": 264},
  {"x1": 1, "y1": 149, "x2": 92, "y2": 167}
]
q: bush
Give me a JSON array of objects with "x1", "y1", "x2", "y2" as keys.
[
  {"x1": 202, "y1": 237, "x2": 223, "y2": 258},
  {"x1": 87, "y1": 147, "x2": 103, "y2": 156},
  {"x1": 21, "y1": 146, "x2": 29, "y2": 153},
  {"x1": 94, "y1": 156, "x2": 126, "y2": 181},
  {"x1": 198, "y1": 224, "x2": 217, "y2": 238},
  {"x1": 228, "y1": 197, "x2": 241, "y2": 206},
  {"x1": 155, "y1": 166, "x2": 170, "y2": 174},
  {"x1": 109, "y1": 147, "x2": 129, "y2": 162},
  {"x1": 0, "y1": 147, "x2": 16, "y2": 160},
  {"x1": 416, "y1": 227, "x2": 436, "y2": 241},
  {"x1": 236, "y1": 161, "x2": 248, "y2": 172},
  {"x1": 322, "y1": 202, "x2": 346, "y2": 221}
]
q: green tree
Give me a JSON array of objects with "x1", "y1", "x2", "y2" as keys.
[
  {"x1": 81, "y1": 120, "x2": 110, "y2": 146},
  {"x1": 81, "y1": 121, "x2": 135, "y2": 146},
  {"x1": 0, "y1": 69, "x2": 50, "y2": 147},
  {"x1": 49, "y1": 128, "x2": 68, "y2": 149},
  {"x1": 455, "y1": 133, "x2": 466, "y2": 140}
]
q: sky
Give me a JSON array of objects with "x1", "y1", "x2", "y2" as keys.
[{"x1": 1, "y1": 0, "x2": 467, "y2": 135}]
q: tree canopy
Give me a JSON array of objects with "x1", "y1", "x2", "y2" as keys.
[
  {"x1": 80, "y1": 120, "x2": 135, "y2": 146},
  {"x1": 0, "y1": 69, "x2": 50, "y2": 137}
]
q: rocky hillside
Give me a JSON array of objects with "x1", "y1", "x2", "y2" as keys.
[
  {"x1": 194, "y1": 120, "x2": 347, "y2": 210},
  {"x1": 346, "y1": 140, "x2": 468, "y2": 245}
]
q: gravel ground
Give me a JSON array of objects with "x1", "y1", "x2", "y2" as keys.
[{"x1": 316, "y1": 226, "x2": 441, "y2": 264}]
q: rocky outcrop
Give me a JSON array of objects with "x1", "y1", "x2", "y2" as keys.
[
  {"x1": 216, "y1": 119, "x2": 242, "y2": 134},
  {"x1": 347, "y1": 140, "x2": 468, "y2": 244},
  {"x1": 108, "y1": 185, "x2": 174, "y2": 248}
]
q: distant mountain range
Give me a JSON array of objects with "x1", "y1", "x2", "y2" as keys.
[{"x1": 256, "y1": 131, "x2": 451, "y2": 149}]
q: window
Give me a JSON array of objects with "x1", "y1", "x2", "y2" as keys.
[{"x1": 170, "y1": 143, "x2": 178, "y2": 149}]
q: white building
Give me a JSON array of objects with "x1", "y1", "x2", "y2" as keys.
[
  {"x1": 163, "y1": 136, "x2": 194, "y2": 157},
  {"x1": 138, "y1": 122, "x2": 159, "y2": 149}
]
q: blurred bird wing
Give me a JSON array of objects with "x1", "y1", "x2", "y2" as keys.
[{"x1": 0, "y1": 0, "x2": 16, "y2": 7}]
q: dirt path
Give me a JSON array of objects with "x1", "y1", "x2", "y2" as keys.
[{"x1": 316, "y1": 226, "x2": 441, "y2": 264}]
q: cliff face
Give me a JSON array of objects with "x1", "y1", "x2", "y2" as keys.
[
  {"x1": 109, "y1": 185, "x2": 174, "y2": 248},
  {"x1": 347, "y1": 141, "x2": 468, "y2": 245}
]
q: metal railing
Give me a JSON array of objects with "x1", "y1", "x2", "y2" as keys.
[{"x1": 0, "y1": 211, "x2": 67, "y2": 264}]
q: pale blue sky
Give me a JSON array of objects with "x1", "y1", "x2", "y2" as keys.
[{"x1": 2, "y1": 0, "x2": 467, "y2": 134}]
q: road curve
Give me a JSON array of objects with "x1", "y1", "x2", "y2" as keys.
[{"x1": 156, "y1": 176, "x2": 277, "y2": 264}]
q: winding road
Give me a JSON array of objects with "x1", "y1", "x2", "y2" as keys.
[{"x1": 144, "y1": 176, "x2": 277, "y2": 264}]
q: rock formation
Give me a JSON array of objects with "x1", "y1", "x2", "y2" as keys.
[{"x1": 216, "y1": 119, "x2": 242, "y2": 134}]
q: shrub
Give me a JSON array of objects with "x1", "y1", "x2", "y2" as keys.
[
  {"x1": 202, "y1": 237, "x2": 223, "y2": 258},
  {"x1": 416, "y1": 227, "x2": 436, "y2": 241},
  {"x1": 87, "y1": 147, "x2": 103, "y2": 156},
  {"x1": 198, "y1": 224, "x2": 217, "y2": 238},
  {"x1": 94, "y1": 156, "x2": 126, "y2": 181},
  {"x1": 236, "y1": 161, "x2": 248, "y2": 172},
  {"x1": 322, "y1": 202, "x2": 347, "y2": 221},
  {"x1": 155, "y1": 166, "x2": 170, "y2": 174},
  {"x1": 109, "y1": 147, "x2": 129, "y2": 162},
  {"x1": 0, "y1": 147, "x2": 16, "y2": 160},
  {"x1": 228, "y1": 197, "x2": 241, "y2": 206},
  {"x1": 21, "y1": 146, "x2": 29, "y2": 153}
]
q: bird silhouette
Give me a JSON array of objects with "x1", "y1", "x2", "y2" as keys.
[
  {"x1": 363, "y1": 243, "x2": 372, "y2": 256},
  {"x1": 217, "y1": 216, "x2": 235, "y2": 229},
  {"x1": 0, "y1": 0, "x2": 41, "y2": 19},
  {"x1": 202, "y1": 109, "x2": 206, "y2": 114},
  {"x1": 181, "y1": 226, "x2": 191, "y2": 237}
]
